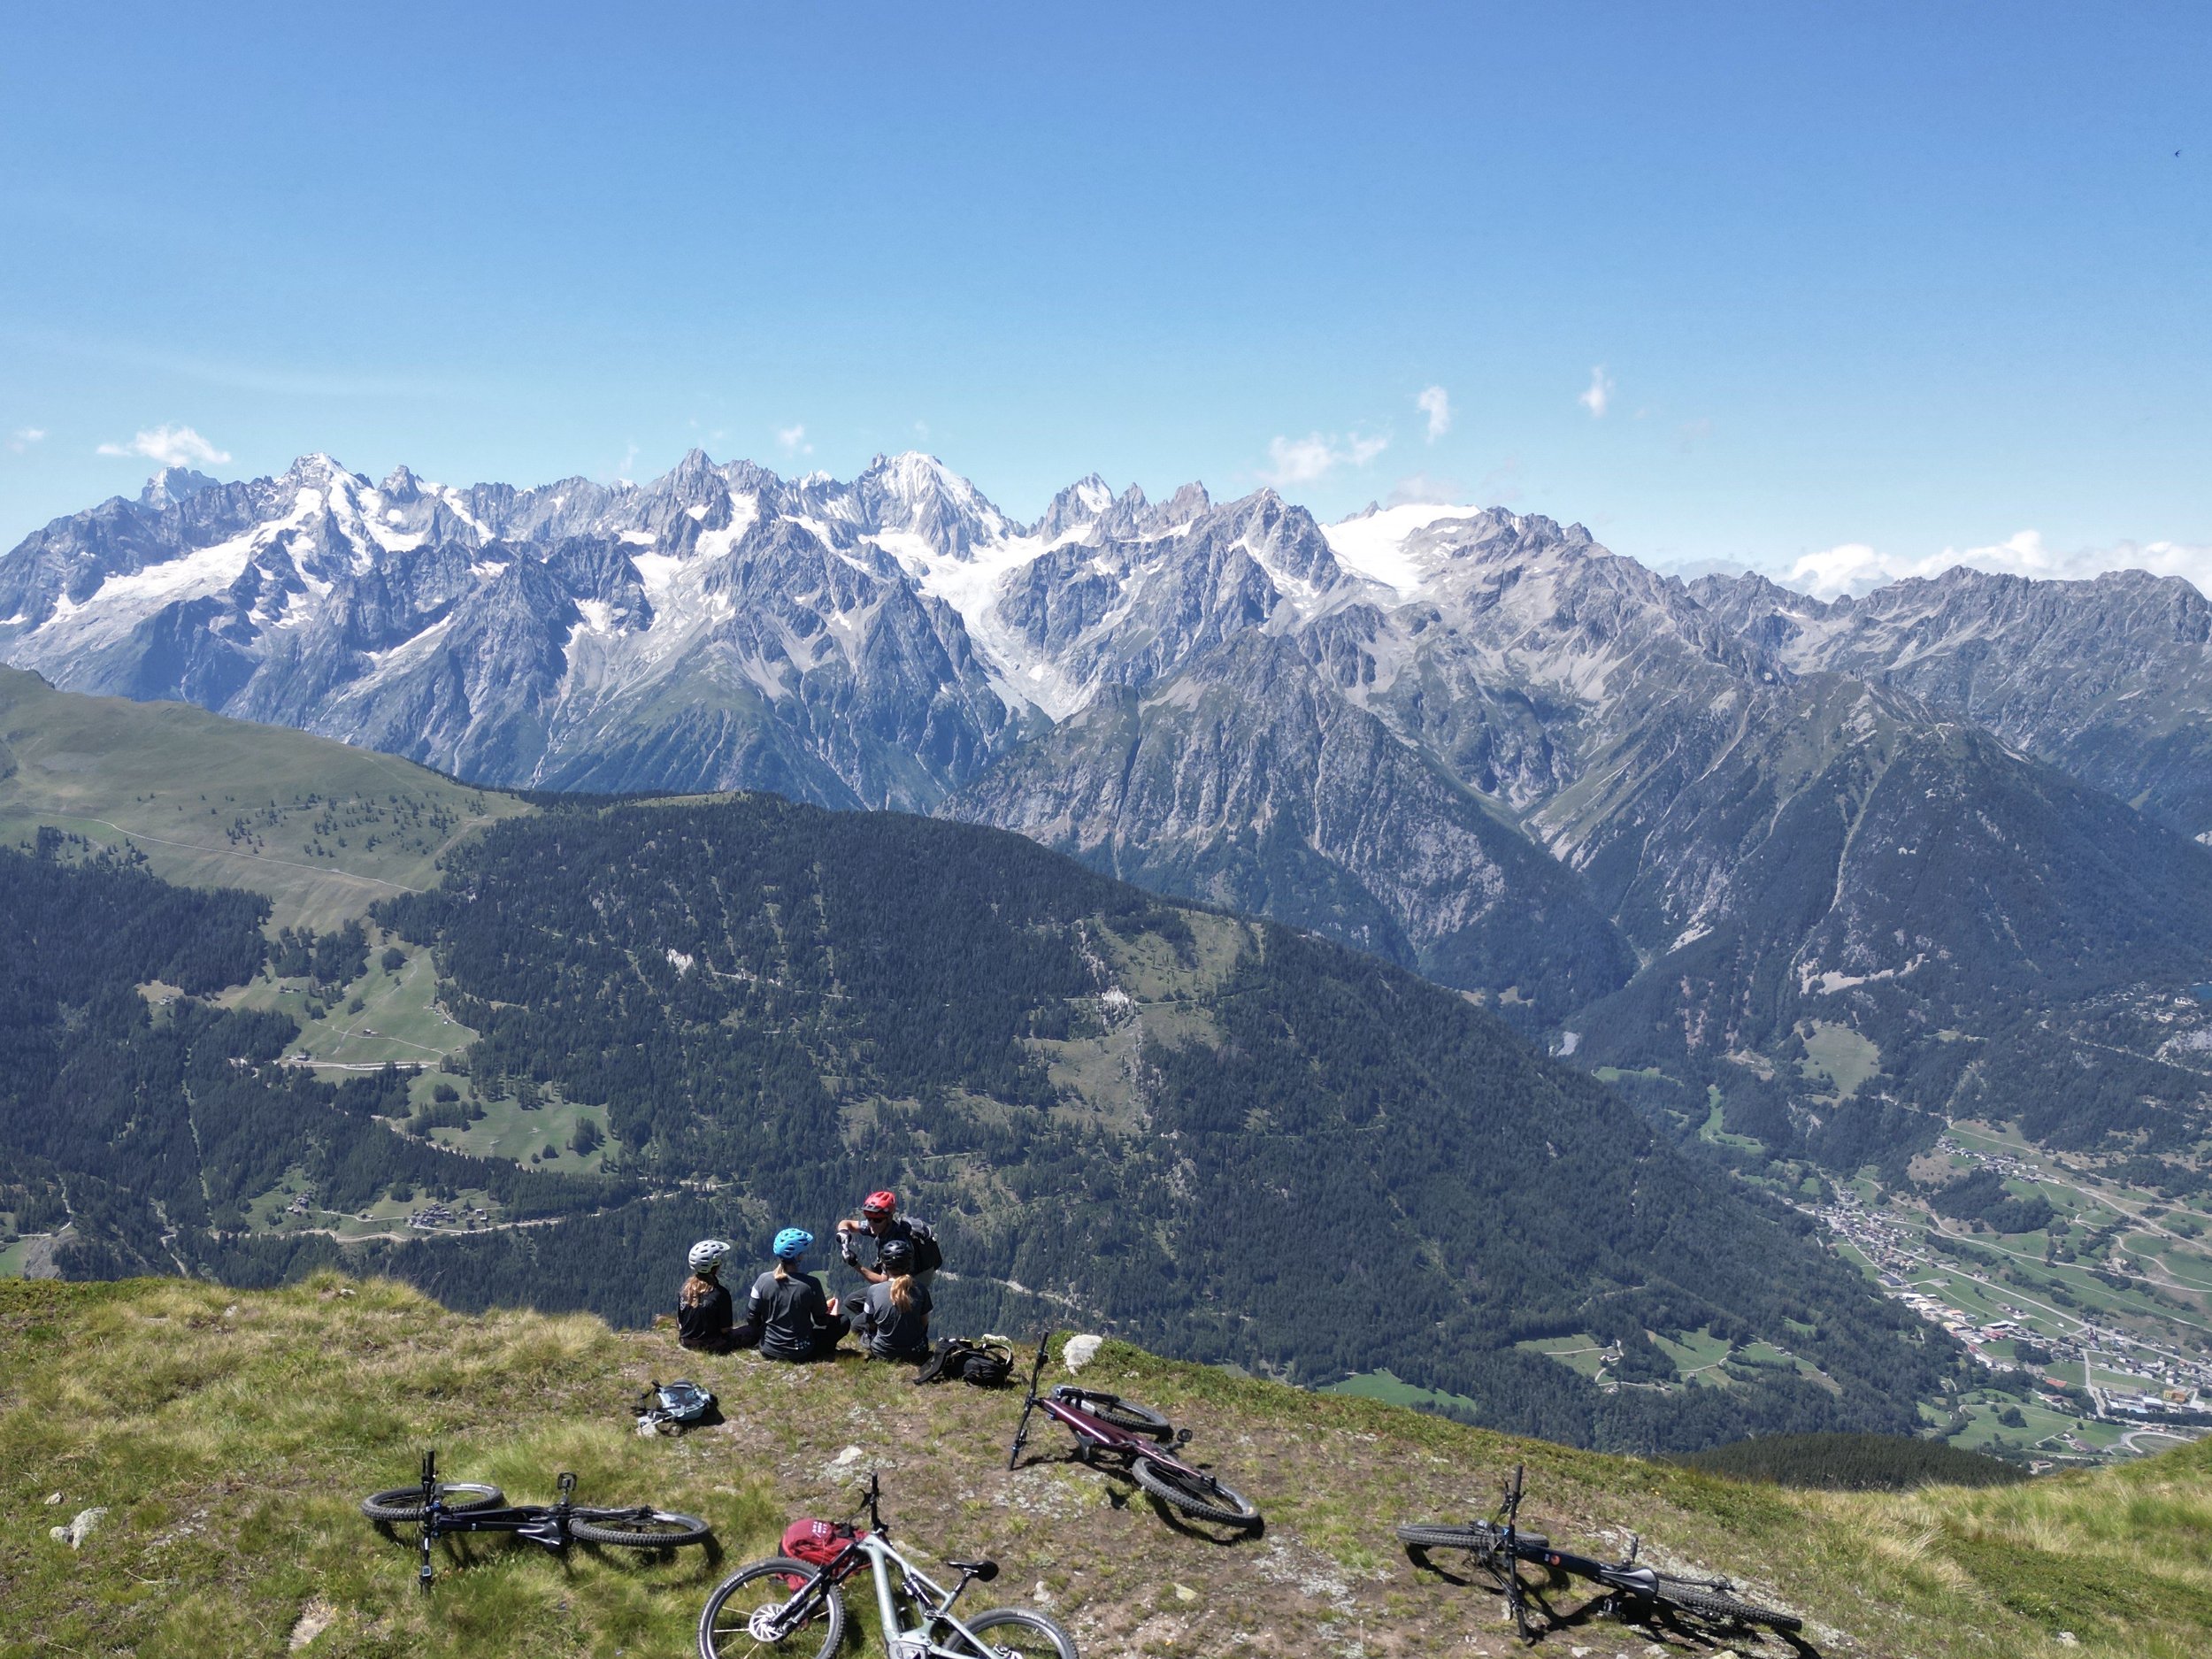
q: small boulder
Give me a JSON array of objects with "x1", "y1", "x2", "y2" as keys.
[
  {"x1": 1063, "y1": 1334, "x2": 1103, "y2": 1373},
  {"x1": 50, "y1": 1507, "x2": 105, "y2": 1549}
]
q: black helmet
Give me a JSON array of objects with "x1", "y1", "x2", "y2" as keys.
[{"x1": 878, "y1": 1237, "x2": 917, "y2": 1272}]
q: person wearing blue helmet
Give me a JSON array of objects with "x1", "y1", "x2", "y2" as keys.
[{"x1": 736, "y1": 1226, "x2": 850, "y2": 1362}]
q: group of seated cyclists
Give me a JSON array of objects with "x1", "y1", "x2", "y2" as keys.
[{"x1": 676, "y1": 1188, "x2": 941, "y2": 1364}]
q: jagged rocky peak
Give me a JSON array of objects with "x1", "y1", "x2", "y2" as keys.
[
  {"x1": 141, "y1": 466, "x2": 220, "y2": 510},
  {"x1": 853, "y1": 450, "x2": 1010, "y2": 557},
  {"x1": 282, "y1": 452, "x2": 365, "y2": 490},
  {"x1": 1147, "y1": 481, "x2": 1210, "y2": 533},
  {"x1": 1032, "y1": 472, "x2": 1119, "y2": 541},
  {"x1": 378, "y1": 465, "x2": 424, "y2": 503}
]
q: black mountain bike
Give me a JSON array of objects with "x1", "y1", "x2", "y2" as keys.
[
  {"x1": 361, "y1": 1448, "x2": 713, "y2": 1587},
  {"x1": 1397, "y1": 1465, "x2": 1802, "y2": 1640}
]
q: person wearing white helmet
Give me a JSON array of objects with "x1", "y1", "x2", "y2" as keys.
[{"x1": 677, "y1": 1238, "x2": 748, "y2": 1353}]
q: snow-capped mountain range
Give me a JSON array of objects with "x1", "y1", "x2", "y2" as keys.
[{"x1": 9, "y1": 449, "x2": 2212, "y2": 1153}]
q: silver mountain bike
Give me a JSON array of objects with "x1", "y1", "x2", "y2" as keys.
[{"x1": 697, "y1": 1471, "x2": 1077, "y2": 1658}]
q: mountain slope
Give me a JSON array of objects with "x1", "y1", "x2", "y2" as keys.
[
  {"x1": 4, "y1": 790, "x2": 1955, "y2": 1451},
  {"x1": 14, "y1": 456, "x2": 2212, "y2": 1168},
  {"x1": 0, "y1": 664, "x2": 525, "y2": 931},
  {"x1": 1692, "y1": 565, "x2": 2212, "y2": 838},
  {"x1": 4, "y1": 1276, "x2": 2204, "y2": 1659}
]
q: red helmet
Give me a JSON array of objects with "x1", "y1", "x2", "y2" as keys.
[{"x1": 861, "y1": 1189, "x2": 898, "y2": 1217}]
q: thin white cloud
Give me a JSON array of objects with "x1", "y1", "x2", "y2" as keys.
[
  {"x1": 96, "y1": 423, "x2": 229, "y2": 468},
  {"x1": 1578, "y1": 366, "x2": 1615, "y2": 419},
  {"x1": 1783, "y1": 531, "x2": 2212, "y2": 600},
  {"x1": 1261, "y1": 430, "x2": 1389, "y2": 488},
  {"x1": 7, "y1": 426, "x2": 44, "y2": 453},
  {"x1": 1417, "y1": 385, "x2": 1451, "y2": 443},
  {"x1": 615, "y1": 441, "x2": 639, "y2": 485},
  {"x1": 776, "y1": 423, "x2": 813, "y2": 457},
  {"x1": 1386, "y1": 471, "x2": 1463, "y2": 506}
]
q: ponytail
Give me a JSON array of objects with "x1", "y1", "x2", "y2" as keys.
[{"x1": 887, "y1": 1271, "x2": 915, "y2": 1313}]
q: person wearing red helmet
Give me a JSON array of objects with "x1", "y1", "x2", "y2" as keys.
[{"x1": 835, "y1": 1188, "x2": 941, "y2": 1288}]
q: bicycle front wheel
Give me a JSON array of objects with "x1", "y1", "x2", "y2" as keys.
[
  {"x1": 697, "y1": 1558, "x2": 844, "y2": 1659},
  {"x1": 572, "y1": 1507, "x2": 713, "y2": 1548},
  {"x1": 1132, "y1": 1459, "x2": 1262, "y2": 1529},
  {"x1": 1395, "y1": 1522, "x2": 1550, "y2": 1554},
  {"x1": 359, "y1": 1482, "x2": 504, "y2": 1522},
  {"x1": 1647, "y1": 1578, "x2": 1802, "y2": 1633},
  {"x1": 952, "y1": 1607, "x2": 1079, "y2": 1658}
]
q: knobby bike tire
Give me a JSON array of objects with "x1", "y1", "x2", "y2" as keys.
[
  {"x1": 1394, "y1": 1523, "x2": 1551, "y2": 1554},
  {"x1": 697, "y1": 1557, "x2": 845, "y2": 1659},
  {"x1": 1132, "y1": 1458, "x2": 1263, "y2": 1528},
  {"x1": 359, "y1": 1482, "x2": 504, "y2": 1522},
  {"x1": 952, "y1": 1607, "x2": 1080, "y2": 1657},
  {"x1": 570, "y1": 1507, "x2": 713, "y2": 1548},
  {"x1": 1647, "y1": 1578, "x2": 1803, "y2": 1632},
  {"x1": 1063, "y1": 1390, "x2": 1173, "y2": 1441}
]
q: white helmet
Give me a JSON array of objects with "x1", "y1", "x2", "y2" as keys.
[{"x1": 688, "y1": 1239, "x2": 732, "y2": 1272}]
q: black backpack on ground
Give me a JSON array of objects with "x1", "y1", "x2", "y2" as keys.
[{"x1": 912, "y1": 1338, "x2": 1013, "y2": 1388}]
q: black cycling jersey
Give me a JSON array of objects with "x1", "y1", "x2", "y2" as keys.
[
  {"x1": 855, "y1": 1277, "x2": 933, "y2": 1360},
  {"x1": 676, "y1": 1279, "x2": 734, "y2": 1349},
  {"x1": 842, "y1": 1216, "x2": 940, "y2": 1275},
  {"x1": 744, "y1": 1269, "x2": 849, "y2": 1361}
]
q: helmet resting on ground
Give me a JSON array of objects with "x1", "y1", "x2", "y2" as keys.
[
  {"x1": 878, "y1": 1237, "x2": 916, "y2": 1272},
  {"x1": 687, "y1": 1238, "x2": 731, "y2": 1272},
  {"x1": 862, "y1": 1189, "x2": 898, "y2": 1217},
  {"x1": 772, "y1": 1227, "x2": 814, "y2": 1260}
]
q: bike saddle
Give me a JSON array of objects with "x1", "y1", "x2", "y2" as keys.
[{"x1": 946, "y1": 1558, "x2": 1000, "y2": 1582}]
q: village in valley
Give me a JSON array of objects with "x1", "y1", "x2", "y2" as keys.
[{"x1": 1814, "y1": 1123, "x2": 2212, "y2": 1466}]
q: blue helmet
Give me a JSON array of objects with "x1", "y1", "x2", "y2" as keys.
[{"x1": 773, "y1": 1226, "x2": 813, "y2": 1260}]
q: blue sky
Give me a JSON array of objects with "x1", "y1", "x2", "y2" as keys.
[{"x1": 2, "y1": 2, "x2": 2206, "y2": 591}]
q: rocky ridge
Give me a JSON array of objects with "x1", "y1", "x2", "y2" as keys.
[{"x1": 8, "y1": 454, "x2": 2212, "y2": 1150}]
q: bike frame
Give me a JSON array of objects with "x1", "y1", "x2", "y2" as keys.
[
  {"x1": 1008, "y1": 1336, "x2": 1212, "y2": 1486},
  {"x1": 755, "y1": 1477, "x2": 1008, "y2": 1659},
  {"x1": 1487, "y1": 1463, "x2": 1660, "y2": 1633},
  {"x1": 407, "y1": 1450, "x2": 657, "y2": 1588}
]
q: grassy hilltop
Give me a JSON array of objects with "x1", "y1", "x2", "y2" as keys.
[
  {"x1": 0, "y1": 666, "x2": 525, "y2": 932},
  {"x1": 2, "y1": 1277, "x2": 2207, "y2": 1659}
]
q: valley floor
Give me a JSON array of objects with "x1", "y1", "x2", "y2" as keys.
[{"x1": 3, "y1": 1277, "x2": 2208, "y2": 1659}]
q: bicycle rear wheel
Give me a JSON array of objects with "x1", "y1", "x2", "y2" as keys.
[
  {"x1": 1132, "y1": 1459, "x2": 1263, "y2": 1528},
  {"x1": 359, "y1": 1482, "x2": 504, "y2": 1522},
  {"x1": 1647, "y1": 1578, "x2": 1802, "y2": 1633},
  {"x1": 572, "y1": 1507, "x2": 713, "y2": 1548},
  {"x1": 697, "y1": 1557, "x2": 844, "y2": 1659},
  {"x1": 951, "y1": 1607, "x2": 1079, "y2": 1657}
]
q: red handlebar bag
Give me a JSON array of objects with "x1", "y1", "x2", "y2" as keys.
[{"x1": 779, "y1": 1517, "x2": 864, "y2": 1587}]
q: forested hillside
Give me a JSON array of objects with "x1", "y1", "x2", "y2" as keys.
[
  {"x1": 4, "y1": 793, "x2": 1969, "y2": 1452},
  {"x1": 0, "y1": 844, "x2": 628, "y2": 1281},
  {"x1": 339, "y1": 796, "x2": 1960, "y2": 1450}
]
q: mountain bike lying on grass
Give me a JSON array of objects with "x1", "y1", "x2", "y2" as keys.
[
  {"x1": 1397, "y1": 1464, "x2": 1802, "y2": 1640},
  {"x1": 361, "y1": 1448, "x2": 712, "y2": 1587},
  {"x1": 696, "y1": 1471, "x2": 1077, "y2": 1658},
  {"x1": 1007, "y1": 1333, "x2": 1262, "y2": 1531}
]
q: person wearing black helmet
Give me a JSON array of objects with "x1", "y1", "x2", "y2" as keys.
[
  {"x1": 677, "y1": 1238, "x2": 749, "y2": 1352},
  {"x1": 853, "y1": 1235, "x2": 933, "y2": 1363}
]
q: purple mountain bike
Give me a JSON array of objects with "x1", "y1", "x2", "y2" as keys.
[{"x1": 1007, "y1": 1335, "x2": 1262, "y2": 1531}]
